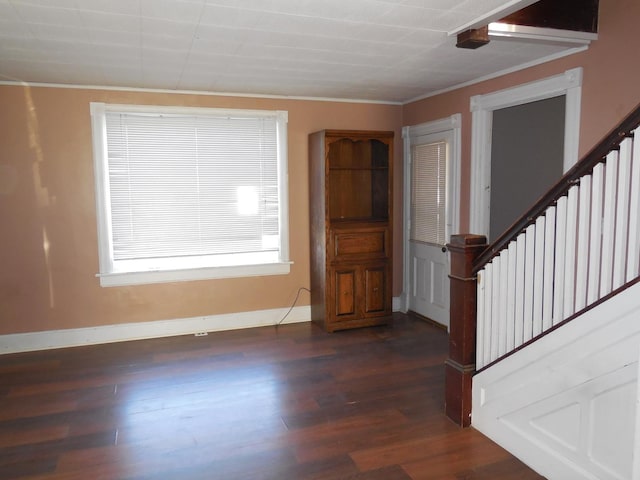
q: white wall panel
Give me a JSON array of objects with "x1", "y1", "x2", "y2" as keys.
[{"x1": 472, "y1": 282, "x2": 640, "y2": 480}]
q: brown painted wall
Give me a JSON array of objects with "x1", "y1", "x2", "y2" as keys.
[
  {"x1": 2, "y1": 0, "x2": 637, "y2": 337},
  {"x1": 0, "y1": 86, "x2": 402, "y2": 334},
  {"x1": 403, "y1": 0, "x2": 640, "y2": 232}
]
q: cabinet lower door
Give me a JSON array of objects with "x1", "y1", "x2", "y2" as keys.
[
  {"x1": 363, "y1": 265, "x2": 389, "y2": 315},
  {"x1": 328, "y1": 264, "x2": 390, "y2": 329},
  {"x1": 333, "y1": 268, "x2": 356, "y2": 317}
]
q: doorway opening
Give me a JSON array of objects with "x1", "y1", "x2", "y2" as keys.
[
  {"x1": 490, "y1": 95, "x2": 566, "y2": 241},
  {"x1": 470, "y1": 67, "x2": 583, "y2": 239}
]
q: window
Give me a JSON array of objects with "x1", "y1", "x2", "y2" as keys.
[
  {"x1": 410, "y1": 140, "x2": 447, "y2": 246},
  {"x1": 90, "y1": 103, "x2": 290, "y2": 287}
]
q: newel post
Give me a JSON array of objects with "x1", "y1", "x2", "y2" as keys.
[{"x1": 445, "y1": 233, "x2": 487, "y2": 427}]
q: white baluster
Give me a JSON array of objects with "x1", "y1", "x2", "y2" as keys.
[
  {"x1": 601, "y1": 150, "x2": 619, "y2": 297},
  {"x1": 498, "y1": 249, "x2": 509, "y2": 357},
  {"x1": 533, "y1": 216, "x2": 545, "y2": 337},
  {"x1": 575, "y1": 175, "x2": 592, "y2": 311},
  {"x1": 588, "y1": 163, "x2": 604, "y2": 303},
  {"x1": 523, "y1": 224, "x2": 536, "y2": 342},
  {"x1": 483, "y1": 263, "x2": 493, "y2": 367},
  {"x1": 542, "y1": 206, "x2": 556, "y2": 331},
  {"x1": 476, "y1": 269, "x2": 486, "y2": 370},
  {"x1": 553, "y1": 196, "x2": 568, "y2": 325},
  {"x1": 627, "y1": 132, "x2": 640, "y2": 281},
  {"x1": 506, "y1": 240, "x2": 517, "y2": 352},
  {"x1": 491, "y1": 256, "x2": 501, "y2": 363},
  {"x1": 514, "y1": 232, "x2": 526, "y2": 348},
  {"x1": 563, "y1": 185, "x2": 579, "y2": 316},
  {"x1": 614, "y1": 137, "x2": 632, "y2": 289}
]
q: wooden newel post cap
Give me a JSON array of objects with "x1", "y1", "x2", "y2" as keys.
[
  {"x1": 448, "y1": 234, "x2": 488, "y2": 249},
  {"x1": 447, "y1": 234, "x2": 488, "y2": 279}
]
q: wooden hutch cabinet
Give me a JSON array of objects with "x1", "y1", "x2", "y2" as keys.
[{"x1": 309, "y1": 130, "x2": 393, "y2": 332}]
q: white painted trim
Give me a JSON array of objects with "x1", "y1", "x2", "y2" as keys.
[
  {"x1": 90, "y1": 102, "x2": 113, "y2": 277},
  {"x1": 470, "y1": 108, "x2": 493, "y2": 237},
  {"x1": 448, "y1": 0, "x2": 538, "y2": 36},
  {"x1": 401, "y1": 114, "x2": 462, "y2": 316},
  {"x1": 449, "y1": 115, "x2": 462, "y2": 237},
  {"x1": 277, "y1": 110, "x2": 291, "y2": 265},
  {"x1": 403, "y1": 46, "x2": 587, "y2": 105},
  {"x1": 0, "y1": 297, "x2": 407, "y2": 354},
  {"x1": 469, "y1": 67, "x2": 582, "y2": 237},
  {"x1": 402, "y1": 125, "x2": 412, "y2": 313},
  {"x1": 563, "y1": 77, "x2": 583, "y2": 172},
  {"x1": 488, "y1": 23, "x2": 598, "y2": 45},
  {"x1": 0, "y1": 80, "x2": 401, "y2": 106},
  {"x1": 96, "y1": 102, "x2": 289, "y2": 118},
  {"x1": 393, "y1": 295, "x2": 405, "y2": 313},
  {"x1": 469, "y1": 67, "x2": 582, "y2": 111},
  {"x1": 98, "y1": 262, "x2": 292, "y2": 287},
  {"x1": 0, "y1": 306, "x2": 311, "y2": 355}
]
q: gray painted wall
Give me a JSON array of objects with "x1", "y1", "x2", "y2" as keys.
[{"x1": 489, "y1": 95, "x2": 565, "y2": 241}]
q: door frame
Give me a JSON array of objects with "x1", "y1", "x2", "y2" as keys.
[
  {"x1": 469, "y1": 67, "x2": 583, "y2": 237},
  {"x1": 401, "y1": 114, "x2": 461, "y2": 313}
]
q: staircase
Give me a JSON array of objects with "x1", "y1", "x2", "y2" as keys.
[{"x1": 446, "y1": 103, "x2": 640, "y2": 479}]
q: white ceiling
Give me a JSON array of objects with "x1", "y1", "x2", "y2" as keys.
[{"x1": 0, "y1": 0, "x2": 586, "y2": 103}]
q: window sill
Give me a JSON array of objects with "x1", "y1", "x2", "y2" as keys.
[{"x1": 97, "y1": 262, "x2": 292, "y2": 287}]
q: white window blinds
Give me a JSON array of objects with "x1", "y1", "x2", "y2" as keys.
[
  {"x1": 105, "y1": 111, "x2": 279, "y2": 262},
  {"x1": 90, "y1": 103, "x2": 289, "y2": 286},
  {"x1": 411, "y1": 141, "x2": 447, "y2": 246}
]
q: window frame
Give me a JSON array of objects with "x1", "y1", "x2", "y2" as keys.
[{"x1": 90, "y1": 102, "x2": 290, "y2": 287}]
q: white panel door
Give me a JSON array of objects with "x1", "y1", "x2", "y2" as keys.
[
  {"x1": 408, "y1": 134, "x2": 450, "y2": 327},
  {"x1": 409, "y1": 240, "x2": 448, "y2": 325}
]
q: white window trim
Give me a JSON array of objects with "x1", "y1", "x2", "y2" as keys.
[{"x1": 90, "y1": 102, "x2": 291, "y2": 287}]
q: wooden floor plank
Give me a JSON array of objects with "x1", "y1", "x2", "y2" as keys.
[{"x1": 0, "y1": 313, "x2": 544, "y2": 480}]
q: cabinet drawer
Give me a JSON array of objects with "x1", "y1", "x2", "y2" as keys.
[{"x1": 330, "y1": 227, "x2": 388, "y2": 260}]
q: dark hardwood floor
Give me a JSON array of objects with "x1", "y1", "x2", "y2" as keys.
[{"x1": 0, "y1": 313, "x2": 544, "y2": 480}]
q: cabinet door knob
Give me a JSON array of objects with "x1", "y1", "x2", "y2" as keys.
[{"x1": 441, "y1": 246, "x2": 447, "y2": 253}]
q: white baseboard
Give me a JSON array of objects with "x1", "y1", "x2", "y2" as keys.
[
  {"x1": 2, "y1": 296, "x2": 405, "y2": 355},
  {"x1": 393, "y1": 295, "x2": 404, "y2": 312},
  {"x1": 0, "y1": 305, "x2": 311, "y2": 355}
]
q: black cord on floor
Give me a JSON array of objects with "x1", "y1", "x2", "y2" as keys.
[{"x1": 276, "y1": 287, "x2": 311, "y2": 326}]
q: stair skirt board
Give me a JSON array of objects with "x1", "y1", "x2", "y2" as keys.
[{"x1": 472, "y1": 283, "x2": 640, "y2": 480}]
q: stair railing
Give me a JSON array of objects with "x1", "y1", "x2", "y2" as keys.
[{"x1": 445, "y1": 102, "x2": 640, "y2": 426}]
